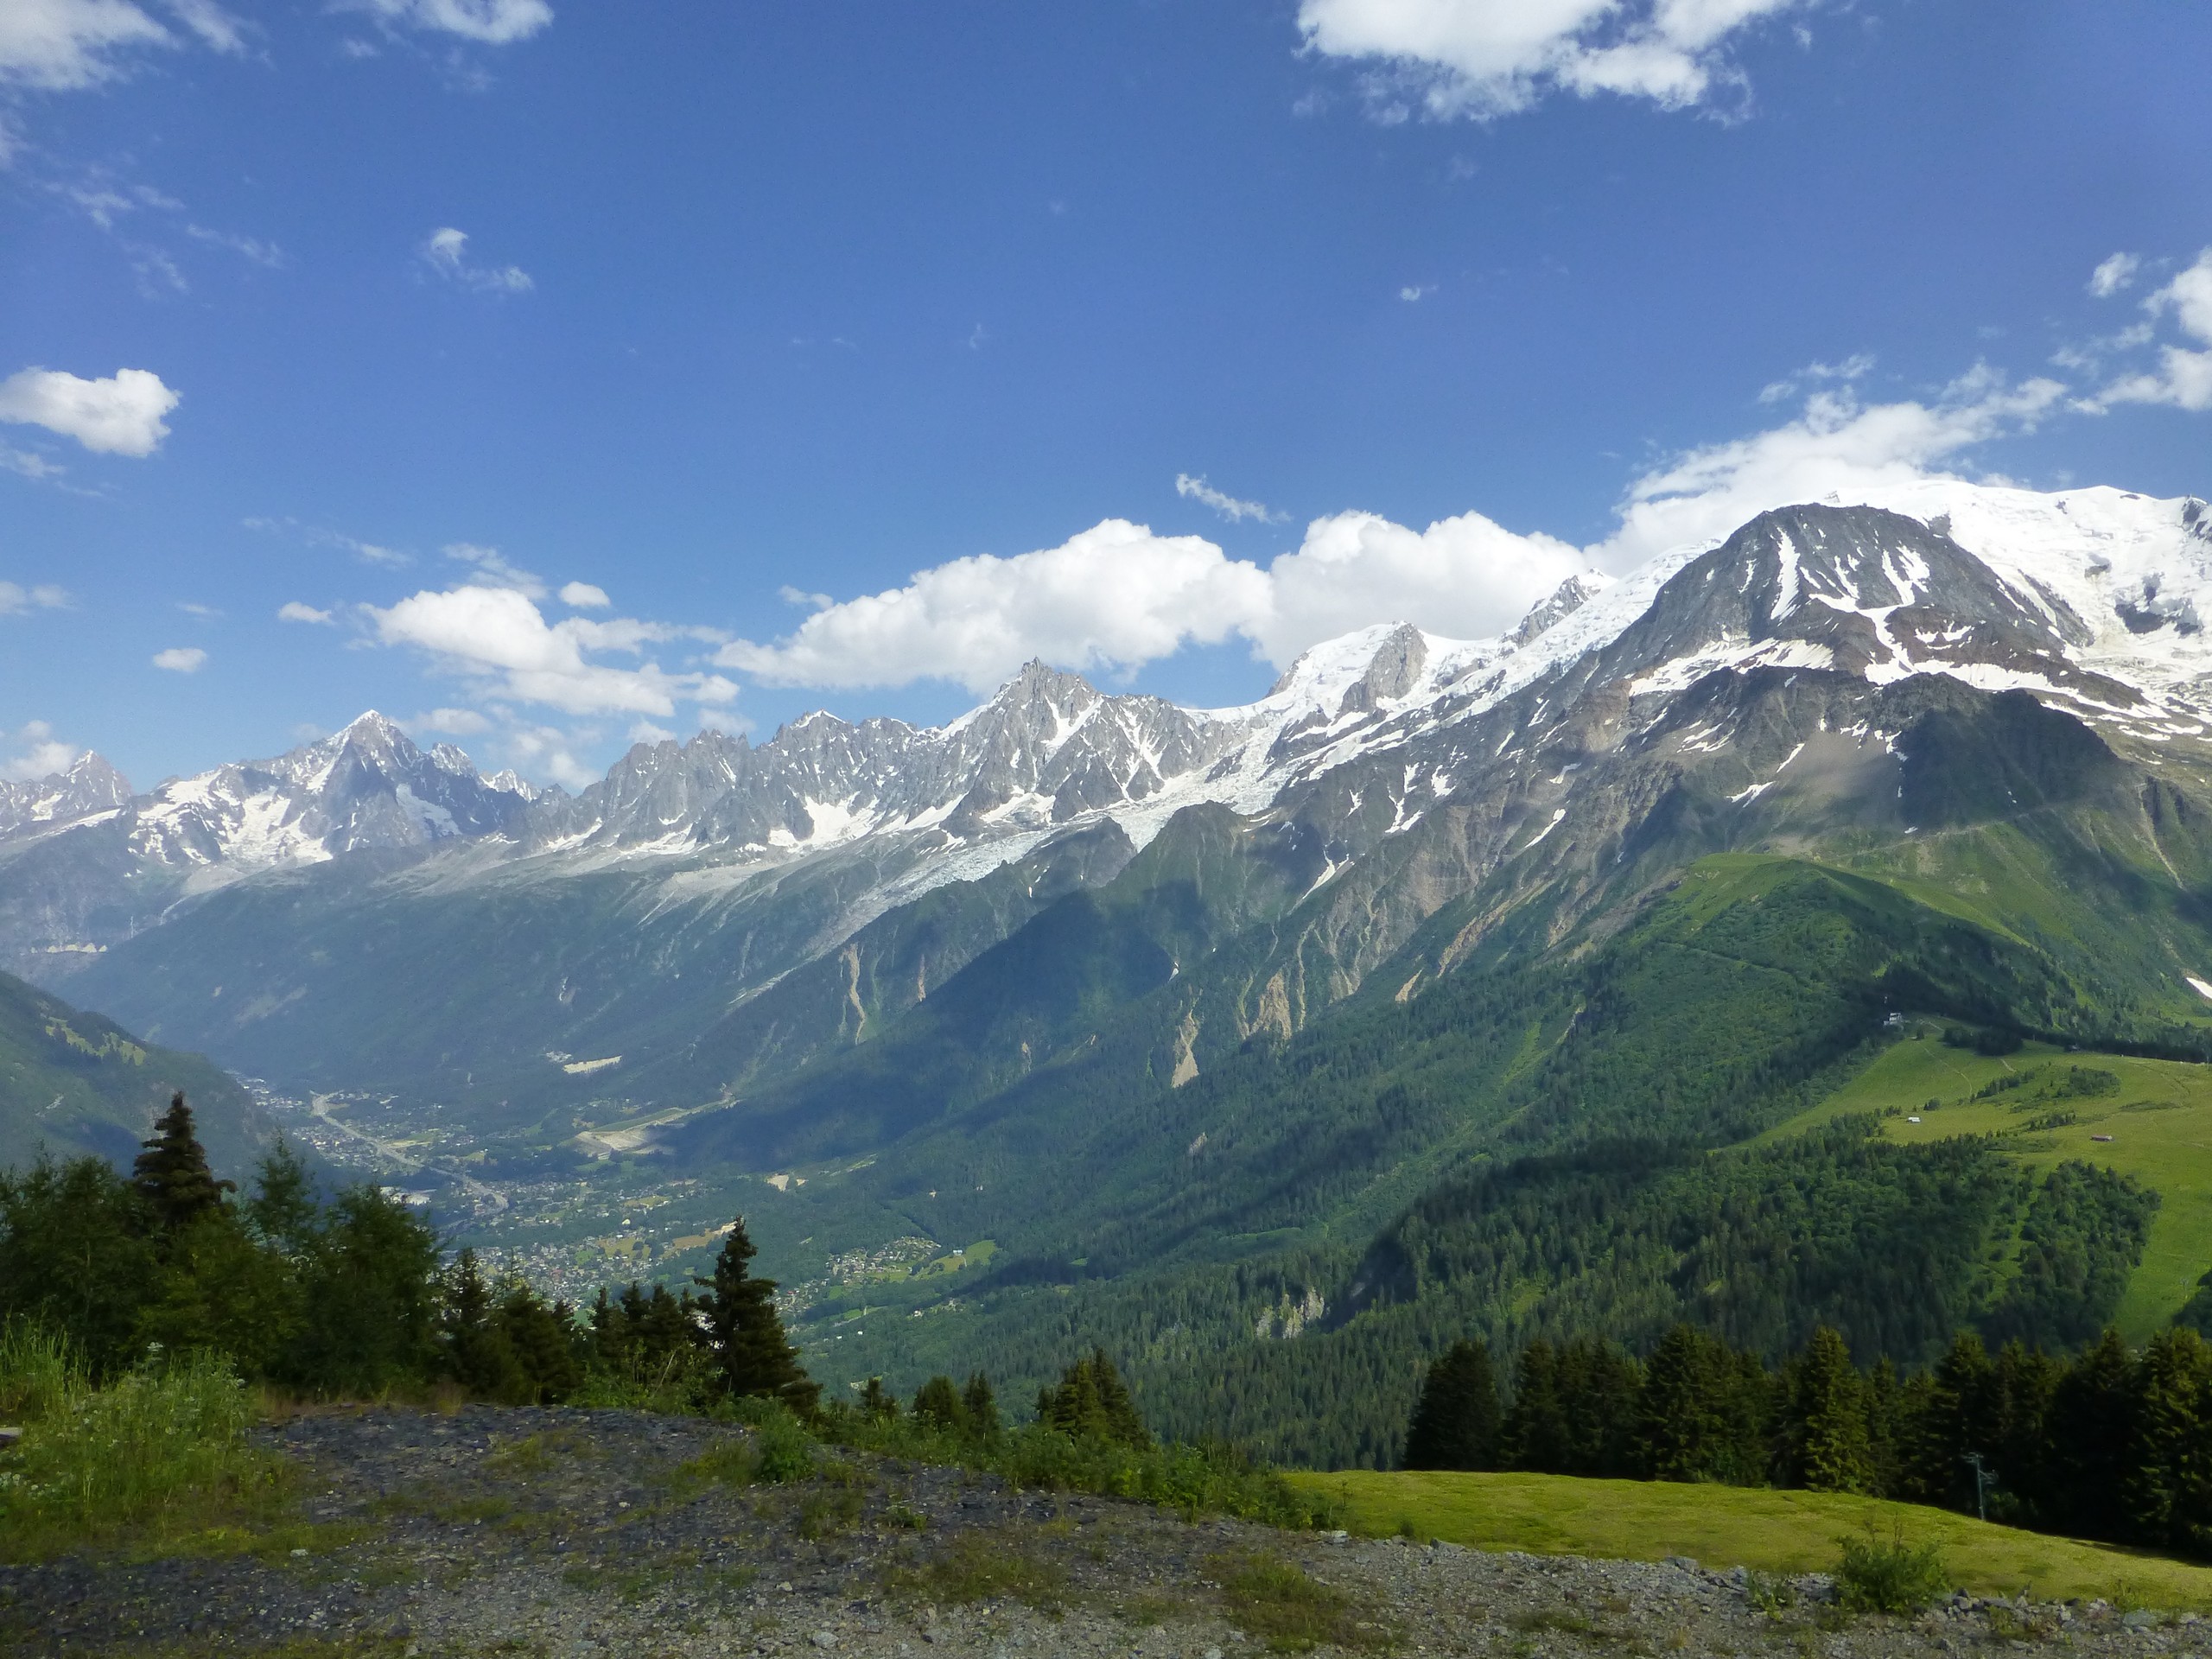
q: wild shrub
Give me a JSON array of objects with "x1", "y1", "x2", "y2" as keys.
[{"x1": 1833, "y1": 1524, "x2": 1950, "y2": 1614}]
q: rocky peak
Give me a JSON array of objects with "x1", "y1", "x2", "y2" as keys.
[{"x1": 0, "y1": 751, "x2": 133, "y2": 841}]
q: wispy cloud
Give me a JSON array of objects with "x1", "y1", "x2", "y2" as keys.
[
  {"x1": 245, "y1": 516, "x2": 409, "y2": 566},
  {"x1": 278, "y1": 601, "x2": 334, "y2": 625},
  {"x1": 0, "y1": 581, "x2": 70, "y2": 615},
  {"x1": 421, "y1": 226, "x2": 533, "y2": 293},
  {"x1": 346, "y1": 0, "x2": 552, "y2": 46},
  {"x1": 2088, "y1": 252, "x2": 2141, "y2": 299},
  {"x1": 150, "y1": 645, "x2": 207, "y2": 672},
  {"x1": 1176, "y1": 473, "x2": 1286, "y2": 524}
]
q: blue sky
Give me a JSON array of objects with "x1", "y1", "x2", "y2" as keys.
[{"x1": 3, "y1": 0, "x2": 2209, "y2": 791}]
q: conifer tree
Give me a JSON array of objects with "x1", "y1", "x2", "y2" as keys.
[
  {"x1": 1506, "y1": 1339, "x2": 1569, "y2": 1471},
  {"x1": 912, "y1": 1374, "x2": 969, "y2": 1434},
  {"x1": 963, "y1": 1371, "x2": 1000, "y2": 1437},
  {"x1": 1039, "y1": 1348, "x2": 1149, "y2": 1447},
  {"x1": 693, "y1": 1216, "x2": 819, "y2": 1414},
  {"x1": 1402, "y1": 1338, "x2": 1501, "y2": 1471},
  {"x1": 1783, "y1": 1325, "x2": 1872, "y2": 1492},
  {"x1": 132, "y1": 1091, "x2": 235, "y2": 1235}
]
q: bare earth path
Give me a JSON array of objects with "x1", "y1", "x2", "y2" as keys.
[{"x1": 0, "y1": 1406, "x2": 2200, "y2": 1657}]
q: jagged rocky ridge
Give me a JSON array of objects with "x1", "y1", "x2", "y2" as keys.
[{"x1": 13, "y1": 480, "x2": 2212, "y2": 1120}]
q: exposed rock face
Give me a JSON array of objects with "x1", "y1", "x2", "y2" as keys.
[{"x1": 0, "y1": 753, "x2": 130, "y2": 839}]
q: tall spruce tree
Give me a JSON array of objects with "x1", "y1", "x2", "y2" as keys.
[
  {"x1": 132, "y1": 1091, "x2": 235, "y2": 1234},
  {"x1": 1403, "y1": 1338, "x2": 1502, "y2": 1471},
  {"x1": 693, "y1": 1216, "x2": 819, "y2": 1414},
  {"x1": 1783, "y1": 1325, "x2": 1872, "y2": 1492},
  {"x1": 1038, "y1": 1347, "x2": 1149, "y2": 1447}
]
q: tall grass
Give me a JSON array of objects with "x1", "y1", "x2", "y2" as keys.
[
  {"x1": 818, "y1": 1406, "x2": 1338, "y2": 1529},
  {"x1": 0, "y1": 1325, "x2": 281, "y2": 1559}
]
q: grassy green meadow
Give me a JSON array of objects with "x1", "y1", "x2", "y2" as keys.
[
  {"x1": 1287, "y1": 1469, "x2": 2212, "y2": 1608},
  {"x1": 1765, "y1": 1032, "x2": 2212, "y2": 1338}
]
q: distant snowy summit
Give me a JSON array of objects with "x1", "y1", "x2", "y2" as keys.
[{"x1": 4, "y1": 480, "x2": 2209, "y2": 956}]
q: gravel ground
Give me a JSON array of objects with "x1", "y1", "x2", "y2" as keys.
[{"x1": 0, "y1": 1405, "x2": 2205, "y2": 1657}]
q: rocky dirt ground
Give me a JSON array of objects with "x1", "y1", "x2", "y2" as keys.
[{"x1": 0, "y1": 1406, "x2": 2205, "y2": 1658}]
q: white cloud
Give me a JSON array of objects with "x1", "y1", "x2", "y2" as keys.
[
  {"x1": 278, "y1": 601, "x2": 334, "y2": 625},
  {"x1": 1297, "y1": 0, "x2": 1809, "y2": 120},
  {"x1": 2083, "y1": 249, "x2": 2212, "y2": 415},
  {"x1": 0, "y1": 582, "x2": 69, "y2": 614},
  {"x1": 1598, "y1": 365, "x2": 2066, "y2": 569},
  {"x1": 1755, "y1": 352, "x2": 1872, "y2": 404},
  {"x1": 0, "y1": 446, "x2": 67, "y2": 481},
  {"x1": 1175, "y1": 473, "x2": 1285, "y2": 525},
  {"x1": 151, "y1": 645, "x2": 206, "y2": 672},
  {"x1": 0, "y1": 0, "x2": 170, "y2": 90},
  {"x1": 2, "y1": 721, "x2": 80, "y2": 783},
  {"x1": 0, "y1": 365, "x2": 178, "y2": 455},
  {"x1": 715, "y1": 359, "x2": 2099, "y2": 689},
  {"x1": 559, "y1": 580, "x2": 610, "y2": 608},
  {"x1": 445, "y1": 541, "x2": 545, "y2": 595},
  {"x1": 1255, "y1": 510, "x2": 1591, "y2": 662},
  {"x1": 627, "y1": 720, "x2": 676, "y2": 745},
  {"x1": 421, "y1": 227, "x2": 533, "y2": 294},
  {"x1": 1398, "y1": 283, "x2": 1434, "y2": 302},
  {"x1": 2088, "y1": 252, "x2": 2141, "y2": 299},
  {"x1": 720, "y1": 519, "x2": 1274, "y2": 693},
  {"x1": 368, "y1": 583, "x2": 735, "y2": 716},
  {"x1": 351, "y1": 0, "x2": 550, "y2": 44}
]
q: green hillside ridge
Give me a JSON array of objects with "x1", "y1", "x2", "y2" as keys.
[
  {"x1": 0, "y1": 969, "x2": 266, "y2": 1176},
  {"x1": 1293, "y1": 1469, "x2": 2212, "y2": 1609},
  {"x1": 1764, "y1": 1036, "x2": 2212, "y2": 1339}
]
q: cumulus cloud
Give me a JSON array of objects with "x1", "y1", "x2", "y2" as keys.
[
  {"x1": 2, "y1": 721, "x2": 80, "y2": 784},
  {"x1": 2088, "y1": 252, "x2": 2141, "y2": 299},
  {"x1": 1176, "y1": 473, "x2": 1285, "y2": 525},
  {"x1": 1598, "y1": 366, "x2": 2065, "y2": 569},
  {"x1": 151, "y1": 645, "x2": 206, "y2": 672},
  {"x1": 559, "y1": 581, "x2": 610, "y2": 608},
  {"x1": 1297, "y1": 0, "x2": 1810, "y2": 120},
  {"x1": 416, "y1": 706, "x2": 492, "y2": 735},
  {"x1": 0, "y1": 582, "x2": 69, "y2": 615},
  {"x1": 367, "y1": 583, "x2": 734, "y2": 717},
  {"x1": 421, "y1": 227, "x2": 533, "y2": 294},
  {"x1": 2078, "y1": 250, "x2": 2212, "y2": 415},
  {"x1": 350, "y1": 0, "x2": 550, "y2": 44},
  {"x1": 277, "y1": 601, "x2": 334, "y2": 625},
  {"x1": 719, "y1": 360, "x2": 2098, "y2": 690},
  {"x1": 720, "y1": 519, "x2": 1274, "y2": 693},
  {"x1": 0, "y1": 365, "x2": 178, "y2": 455}
]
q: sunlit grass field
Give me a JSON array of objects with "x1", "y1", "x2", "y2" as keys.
[
  {"x1": 1763, "y1": 1032, "x2": 2212, "y2": 1338},
  {"x1": 1285, "y1": 1468, "x2": 2212, "y2": 1608}
]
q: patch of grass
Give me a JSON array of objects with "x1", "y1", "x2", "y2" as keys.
[
  {"x1": 1288, "y1": 1469, "x2": 2212, "y2": 1610},
  {"x1": 0, "y1": 1328, "x2": 289, "y2": 1561},
  {"x1": 1211, "y1": 1550, "x2": 1387, "y2": 1654},
  {"x1": 1761, "y1": 1038, "x2": 2212, "y2": 1336},
  {"x1": 669, "y1": 1436, "x2": 759, "y2": 1496},
  {"x1": 885, "y1": 1529, "x2": 1070, "y2": 1611},
  {"x1": 371, "y1": 1488, "x2": 516, "y2": 1526},
  {"x1": 486, "y1": 1427, "x2": 595, "y2": 1478},
  {"x1": 563, "y1": 1560, "x2": 666, "y2": 1602},
  {"x1": 793, "y1": 1484, "x2": 864, "y2": 1540},
  {"x1": 1834, "y1": 1523, "x2": 1949, "y2": 1614}
]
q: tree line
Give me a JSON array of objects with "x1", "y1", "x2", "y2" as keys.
[
  {"x1": 1405, "y1": 1320, "x2": 2212, "y2": 1558},
  {"x1": 0, "y1": 1093, "x2": 817, "y2": 1411}
]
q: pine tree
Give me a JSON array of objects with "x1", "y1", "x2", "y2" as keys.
[
  {"x1": 963, "y1": 1371, "x2": 1001, "y2": 1437},
  {"x1": 912, "y1": 1375, "x2": 969, "y2": 1434},
  {"x1": 1039, "y1": 1348, "x2": 1149, "y2": 1447},
  {"x1": 2120, "y1": 1327, "x2": 2212, "y2": 1549},
  {"x1": 1402, "y1": 1338, "x2": 1501, "y2": 1471},
  {"x1": 1506, "y1": 1340, "x2": 1569, "y2": 1471},
  {"x1": 1783, "y1": 1325, "x2": 1872, "y2": 1492},
  {"x1": 132, "y1": 1091, "x2": 235, "y2": 1235},
  {"x1": 693, "y1": 1216, "x2": 819, "y2": 1414}
]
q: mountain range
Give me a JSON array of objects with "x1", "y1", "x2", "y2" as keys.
[{"x1": 9, "y1": 476, "x2": 2212, "y2": 1460}]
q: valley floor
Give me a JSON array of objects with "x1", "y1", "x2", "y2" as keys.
[{"x1": 3, "y1": 1407, "x2": 2210, "y2": 1658}]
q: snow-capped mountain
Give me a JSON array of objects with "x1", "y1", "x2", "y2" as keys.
[
  {"x1": 17, "y1": 479, "x2": 2212, "y2": 1111},
  {"x1": 122, "y1": 711, "x2": 531, "y2": 872},
  {"x1": 0, "y1": 753, "x2": 131, "y2": 841}
]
